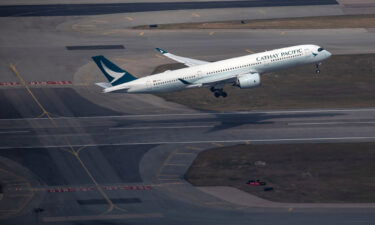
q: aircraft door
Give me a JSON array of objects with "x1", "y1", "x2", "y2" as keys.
[
  {"x1": 304, "y1": 48, "x2": 312, "y2": 59},
  {"x1": 196, "y1": 70, "x2": 203, "y2": 78},
  {"x1": 146, "y1": 79, "x2": 153, "y2": 90}
]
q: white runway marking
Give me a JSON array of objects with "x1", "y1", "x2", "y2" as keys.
[
  {"x1": 1, "y1": 136, "x2": 375, "y2": 149},
  {"x1": 109, "y1": 125, "x2": 214, "y2": 130}
]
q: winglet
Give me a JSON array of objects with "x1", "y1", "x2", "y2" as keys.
[
  {"x1": 155, "y1": 48, "x2": 168, "y2": 55},
  {"x1": 178, "y1": 78, "x2": 191, "y2": 85}
]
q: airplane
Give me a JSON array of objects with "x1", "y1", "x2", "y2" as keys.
[{"x1": 92, "y1": 44, "x2": 331, "y2": 98}]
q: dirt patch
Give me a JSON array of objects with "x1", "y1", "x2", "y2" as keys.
[
  {"x1": 186, "y1": 143, "x2": 375, "y2": 203},
  {"x1": 154, "y1": 54, "x2": 375, "y2": 111},
  {"x1": 135, "y1": 14, "x2": 375, "y2": 29}
]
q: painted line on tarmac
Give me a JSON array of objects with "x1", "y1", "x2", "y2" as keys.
[
  {"x1": 43, "y1": 213, "x2": 164, "y2": 222},
  {"x1": 0, "y1": 81, "x2": 73, "y2": 86},
  {"x1": 3, "y1": 107, "x2": 375, "y2": 121},
  {"x1": 2, "y1": 136, "x2": 375, "y2": 149},
  {"x1": 13, "y1": 185, "x2": 153, "y2": 193},
  {"x1": 289, "y1": 121, "x2": 375, "y2": 126},
  {"x1": 109, "y1": 125, "x2": 214, "y2": 130}
]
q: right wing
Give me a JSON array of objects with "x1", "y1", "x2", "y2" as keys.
[{"x1": 155, "y1": 48, "x2": 209, "y2": 67}]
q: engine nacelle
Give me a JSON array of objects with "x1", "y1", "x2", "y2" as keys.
[{"x1": 236, "y1": 73, "x2": 261, "y2": 89}]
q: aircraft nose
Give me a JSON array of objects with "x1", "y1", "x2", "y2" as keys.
[{"x1": 326, "y1": 50, "x2": 332, "y2": 58}]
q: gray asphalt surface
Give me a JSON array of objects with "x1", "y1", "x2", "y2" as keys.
[
  {"x1": 0, "y1": 0, "x2": 338, "y2": 17},
  {"x1": 1, "y1": 0, "x2": 375, "y2": 224}
]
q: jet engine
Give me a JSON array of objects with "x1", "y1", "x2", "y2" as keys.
[{"x1": 236, "y1": 73, "x2": 261, "y2": 89}]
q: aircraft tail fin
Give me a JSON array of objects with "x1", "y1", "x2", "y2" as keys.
[{"x1": 92, "y1": 55, "x2": 137, "y2": 86}]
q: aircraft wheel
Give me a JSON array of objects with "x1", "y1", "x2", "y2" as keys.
[
  {"x1": 214, "y1": 92, "x2": 221, "y2": 98},
  {"x1": 315, "y1": 69, "x2": 321, "y2": 74},
  {"x1": 222, "y1": 92, "x2": 228, "y2": 98},
  {"x1": 210, "y1": 87, "x2": 216, "y2": 92}
]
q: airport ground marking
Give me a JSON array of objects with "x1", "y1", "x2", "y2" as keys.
[
  {"x1": 192, "y1": 12, "x2": 200, "y2": 17},
  {"x1": 289, "y1": 121, "x2": 375, "y2": 126},
  {"x1": 258, "y1": 9, "x2": 266, "y2": 15},
  {"x1": 110, "y1": 125, "x2": 214, "y2": 130},
  {"x1": 211, "y1": 142, "x2": 224, "y2": 147},
  {"x1": 0, "y1": 168, "x2": 35, "y2": 217},
  {"x1": 92, "y1": 19, "x2": 108, "y2": 24},
  {"x1": 125, "y1": 16, "x2": 134, "y2": 21},
  {"x1": 71, "y1": 150, "x2": 122, "y2": 213},
  {"x1": 209, "y1": 31, "x2": 215, "y2": 36},
  {"x1": 9, "y1": 64, "x2": 52, "y2": 120},
  {"x1": 9, "y1": 64, "x2": 124, "y2": 214},
  {"x1": 157, "y1": 148, "x2": 179, "y2": 180},
  {"x1": 76, "y1": 145, "x2": 88, "y2": 155},
  {"x1": 9, "y1": 64, "x2": 76, "y2": 153},
  {"x1": 43, "y1": 213, "x2": 164, "y2": 222},
  {"x1": 139, "y1": 31, "x2": 144, "y2": 36}
]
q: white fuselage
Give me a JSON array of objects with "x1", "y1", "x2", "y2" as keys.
[{"x1": 104, "y1": 44, "x2": 331, "y2": 93}]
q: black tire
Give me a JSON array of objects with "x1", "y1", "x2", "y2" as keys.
[
  {"x1": 214, "y1": 92, "x2": 221, "y2": 98},
  {"x1": 210, "y1": 87, "x2": 216, "y2": 92},
  {"x1": 222, "y1": 92, "x2": 228, "y2": 98}
]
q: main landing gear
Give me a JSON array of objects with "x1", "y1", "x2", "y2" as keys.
[
  {"x1": 315, "y1": 62, "x2": 322, "y2": 74},
  {"x1": 210, "y1": 87, "x2": 227, "y2": 98}
]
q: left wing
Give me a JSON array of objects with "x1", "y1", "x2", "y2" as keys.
[
  {"x1": 178, "y1": 75, "x2": 237, "y2": 89},
  {"x1": 155, "y1": 48, "x2": 209, "y2": 67}
]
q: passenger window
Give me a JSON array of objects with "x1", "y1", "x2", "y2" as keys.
[{"x1": 318, "y1": 47, "x2": 324, "y2": 52}]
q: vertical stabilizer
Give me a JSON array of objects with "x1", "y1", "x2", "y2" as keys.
[{"x1": 92, "y1": 55, "x2": 137, "y2": 86}]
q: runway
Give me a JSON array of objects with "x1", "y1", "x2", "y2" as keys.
[
  {"x1": 2, "y1": 106, "x2": 375, "y2": 149},
  {"x1": 0, "y1": 0, "x2": 338, "y2": 17},
  {"x1": 1, "y1": 0, "x2": 375, "y2": 224}
]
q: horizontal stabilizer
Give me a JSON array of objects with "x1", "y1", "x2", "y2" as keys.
[
  {"x1": 178, "y1": 78, "x2": 191, "y2": 85},
  {"x1": 95, "y1": 82, "x2": 112, "y2": 89}
]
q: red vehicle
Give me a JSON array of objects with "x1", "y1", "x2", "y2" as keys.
[{"x1": 246, "y1": 179, "x2": 266, "y2": 186}]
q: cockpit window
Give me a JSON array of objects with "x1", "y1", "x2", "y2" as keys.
[{"x1": 318, "y1": 47, "x2": 324, "y2": 52}]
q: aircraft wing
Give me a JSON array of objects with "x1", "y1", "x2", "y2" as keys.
[
  {"x1": 200, "y1": 76, "x2": 237, "y2": 87},
  {"x1": 179, "y1": 75, "x2": 237, "y2": 88},
  {"x1": 155, "y1": 48, "x2": 209, "y2": 67}
]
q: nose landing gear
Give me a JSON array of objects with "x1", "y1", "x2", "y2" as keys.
[
  {"x1": 210, "y1": 87, "x2": 228, "y2": 98},
  {"x1": 315, "y1": 62, "x2": 322, "y2": 74}
]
